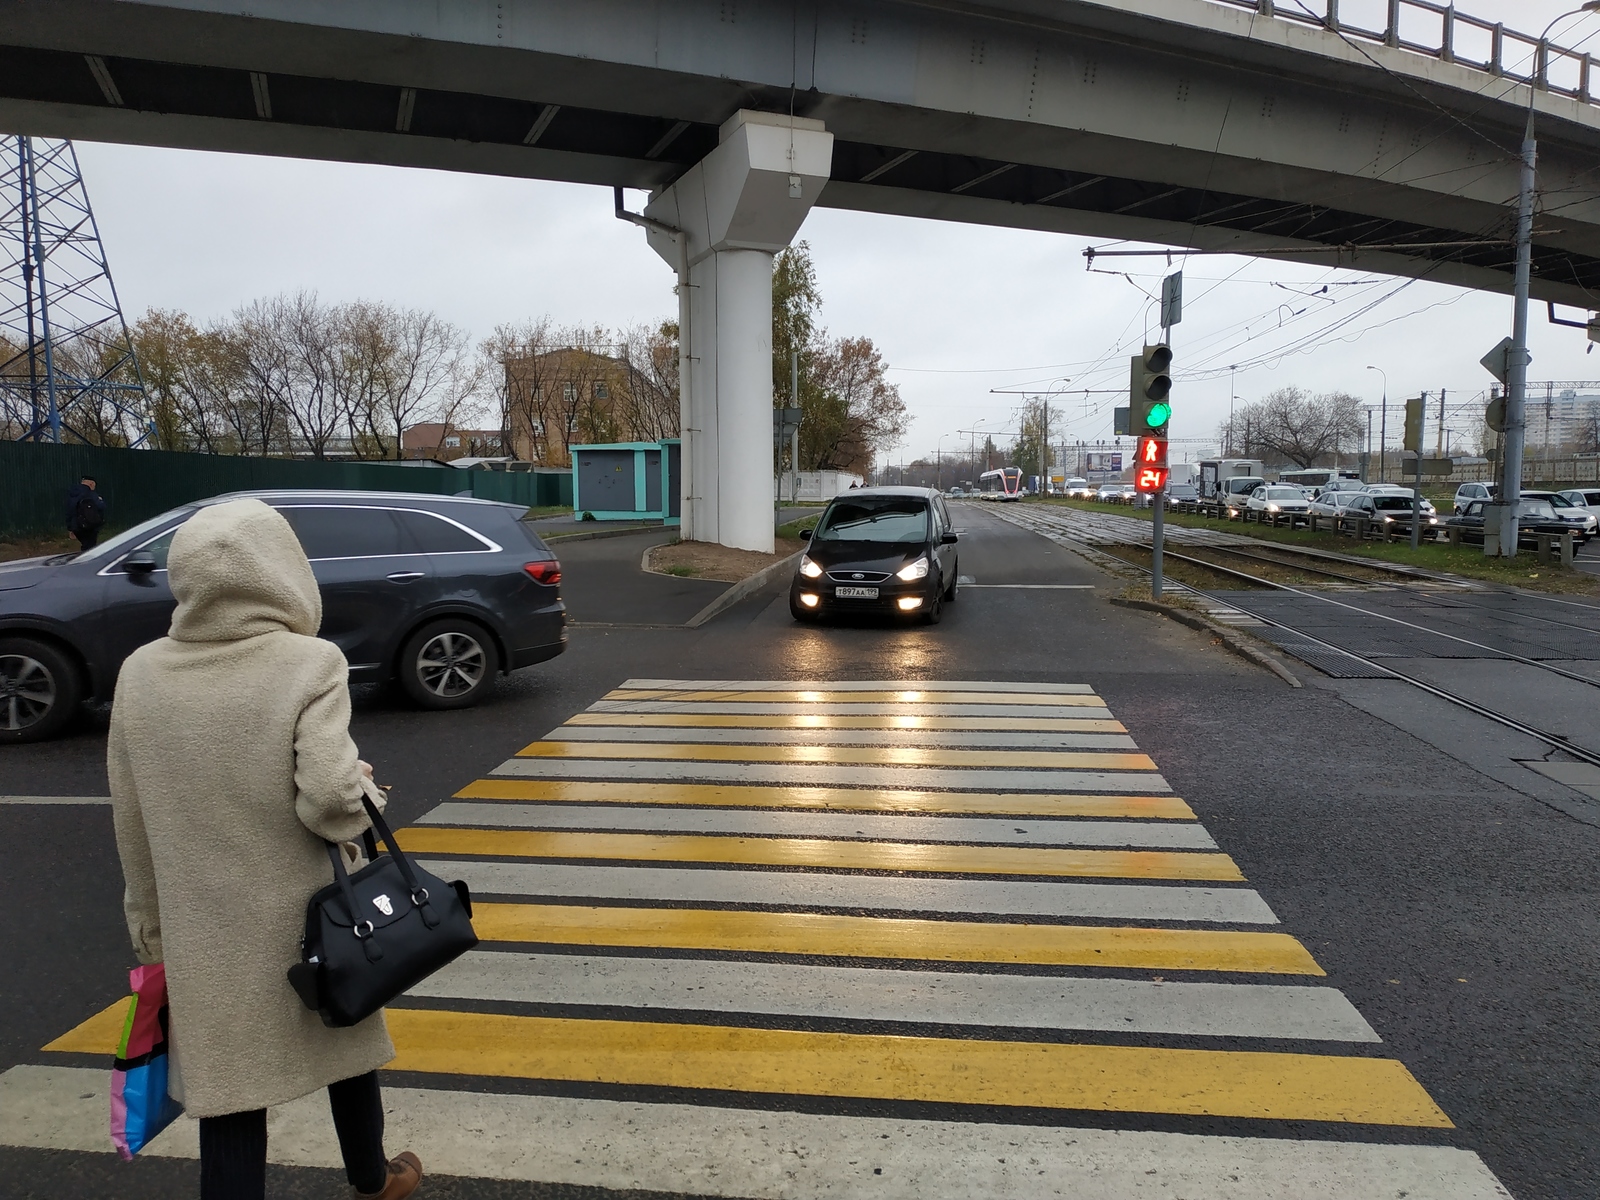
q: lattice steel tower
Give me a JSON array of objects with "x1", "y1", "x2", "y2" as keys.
[{"x1": 1, "y1": 136, "x2": 149, "y2": 444}]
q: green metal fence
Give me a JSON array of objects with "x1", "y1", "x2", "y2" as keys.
[{"x1": 0, "y1": 442, "x2": 572, "y2": 538}]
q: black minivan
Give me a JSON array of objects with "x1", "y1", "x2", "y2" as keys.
[
  {"x1": 0, "y1": 490, "x2": 566, "y2": 742},
  {"x1": 789, "y1": 487, "x2": 959, "y2": 623}
]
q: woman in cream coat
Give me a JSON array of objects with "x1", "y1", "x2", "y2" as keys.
[{"x1": 109, "y1": 498, "x2": 422, "y2": 1200}]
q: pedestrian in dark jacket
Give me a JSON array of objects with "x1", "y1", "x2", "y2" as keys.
[{"x1": 65, "y1": 476, "x2": 105, "y2": 550}]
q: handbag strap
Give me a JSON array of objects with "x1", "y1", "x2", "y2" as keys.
[
  {"x1": 324, "y1": 842, "x2": 382, "y2": 960},
  {"x1": 357, "y1": 792, "x2": 426, "y2": 896}
]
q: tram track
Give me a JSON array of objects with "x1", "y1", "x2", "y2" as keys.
[
  {"x1": 1084, "y1": 543, "x2": 1600, "y2": 767},
  {"x1": 1187, "y1": 542, "x2": 1600, "y2": 639},
  {"x1": 959, "y1": 499, "x2": 1600, "y2": 770}
]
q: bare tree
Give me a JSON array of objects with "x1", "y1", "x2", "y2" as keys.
[
  {"x1": 618, "y1": 321, "x2": 679, "y2": 442},
  {"x1": 1228, "y1": 387, "x2": 1363, "y2": 468},
  {"x1": 1576, "y1": 400, "x2": 1600, "y2": 456},
  {"x1": 483, "y1": 317, "x2": 562, "y2": 463},
  {"x1": 342, "y1": 305, "x2": 478, "y2": 460}
]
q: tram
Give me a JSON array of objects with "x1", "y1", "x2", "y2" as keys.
[{"x1": 977, "y1": 467, "x2": 1024, "y2": 501}]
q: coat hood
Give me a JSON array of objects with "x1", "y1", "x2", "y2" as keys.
[{"x1": 167, "y1": 498, "x2": 321, "y2": 642}]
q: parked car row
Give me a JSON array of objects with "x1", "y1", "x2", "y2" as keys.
[{"x1": 1447, "y1": 498, "x2": 1592, "y2": 546}]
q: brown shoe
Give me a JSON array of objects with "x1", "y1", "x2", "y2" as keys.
[{"x1": 354, "y1": 1150, "x2": 422, "y2": 1200}]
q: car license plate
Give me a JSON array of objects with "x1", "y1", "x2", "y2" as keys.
[{"x1": 835, "y1": 586, "x2": 879, "y2": 599}]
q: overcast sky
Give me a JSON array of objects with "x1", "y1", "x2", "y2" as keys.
[{"x1": 70, "y1": 0, "x2": 1600, "y2": 467}]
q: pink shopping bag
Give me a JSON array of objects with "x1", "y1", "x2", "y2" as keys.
[{"x1": 109, "y1": 963, "x2": 184, "y2": 1159}]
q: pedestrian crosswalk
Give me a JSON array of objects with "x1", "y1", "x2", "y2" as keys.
[{"x1": 16, "y1": 678, "x2": 1514, "y2": 1197}]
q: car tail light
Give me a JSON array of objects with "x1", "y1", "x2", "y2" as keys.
[{"x1": 524, "y1": 560, "x2": 562, "y2": 585}]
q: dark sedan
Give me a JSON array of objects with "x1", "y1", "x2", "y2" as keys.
[
  {"x1": 1444, "y1": 498, "x2": 1588, "y2": 547},
  {"x1": 790, "y1": 487, "x2": 959, "y2": 623},
  {"x1": 0, "y1": 490, "x2": 567, "y2": 742}
]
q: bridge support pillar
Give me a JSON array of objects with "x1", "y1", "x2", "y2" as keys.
[{"x1": 644, "y1": 111, "x2": 832, "y2": 553}]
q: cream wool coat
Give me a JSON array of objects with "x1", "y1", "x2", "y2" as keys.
[{"x1": 108, "y1": 498, "x2": 395, "y2": 1118}]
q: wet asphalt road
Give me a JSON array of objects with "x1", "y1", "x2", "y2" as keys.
[{"x1": 3, "y1": 505, "x2": 1598, "y2": 1199}]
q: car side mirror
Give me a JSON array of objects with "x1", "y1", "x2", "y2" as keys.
[
  {"x1": 123, "y1": 551, "x2": 157, "y2": 575},
  {"x1": 799, "y1": 528, "x2": 812, "y2": 540},
  {"x1": 941, "y1": 531, "x2": 959, "y2": 544}
]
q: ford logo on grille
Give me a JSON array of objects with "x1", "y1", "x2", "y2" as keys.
[{"x1": 852, "y1": 573, "x2": 864, "y2": 579}]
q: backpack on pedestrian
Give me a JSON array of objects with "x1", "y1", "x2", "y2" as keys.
[{"x1": 76, "y1": 493, "x2": 105, "y2": 531}]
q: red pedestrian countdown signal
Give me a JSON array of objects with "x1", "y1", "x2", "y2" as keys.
[{"x1": 1134, "y1": 436, "x2": 1168, "y2": 493}]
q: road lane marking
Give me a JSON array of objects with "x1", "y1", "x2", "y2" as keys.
[
  {"x1": 420, "y1": 803, "x2": 1219, "y2": 849},
  {"x1": 417, "y1": 951, "x2": 1370, "y2": 1038},
  {"x1": 562, "y1": 712, "x2": 1128, "y2": 731},
  {"x1": 379, "y1": 1010, "x2": 1453, "y2": 1127},
  {"x1": 464, "y1": 903, "x2": 1318, "y2": 972},
  {"x1": 516, "y1": 741, "x2": 1160, "y2": 770},
  {"x1": 393, "y1": 828, "x2": 1243, "y2": 880},
  {"x1": 487, "y1": 760, "x2": 1173, "y2": 792},
  {"x1": 623, "y1": 679, "x2": 1097, "y2": 694},
  {"x1": 590, "y1": 700, "x2": 1110, "y2": 717},
  {"x1": 1, "y1": 1065, "x2": 1515, "y2": 1198},
  {"x1": 453, "y1": 779, "x2": 1195, "y2": 818},
  {"x1": 963, "y1": 584, "x2": 1098, "y2": 589},
  {"x1": 0, "y1": 796, "x2": 111, "y2": 805},
  {"x1": 552, "y1": 725, "x2": 1141, "y2": 749},
  {"x1": 426, "y1": 861, "x2": 1281, "y2": 923},
  {"x1": 607, "y1": 689, "x2": 1112, "y2": 706}
]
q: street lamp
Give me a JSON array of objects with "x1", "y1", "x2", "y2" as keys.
[
  {"x1": 1498, "y1": 0, "x2": 1600, "y2": 556},
  {"x1": 936, "y1": 434, "x2": 948, "y2": 492},
  {"x1": 1366, "y1": 365, "x2": 1387, "y2": 483},
  {"x1": 1228, "y1": 365, "x2": 1238, "y2": 457}
]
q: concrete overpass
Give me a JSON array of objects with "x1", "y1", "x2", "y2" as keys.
[{"x1": 4, "y1": 0, "x2": 1599, "y2": 548}]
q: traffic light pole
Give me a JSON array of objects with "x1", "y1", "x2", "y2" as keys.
[
  {"x1": 1499, "y1": 105, "x2": 1537, "y2": 558},
  {"x1": 1152, "y1": 483, "x2": 1164, "y2": 598}
]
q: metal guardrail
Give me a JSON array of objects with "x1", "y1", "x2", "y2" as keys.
[{"x1": 1205, "y1": 0, "x2": 1597, "y2": 106}]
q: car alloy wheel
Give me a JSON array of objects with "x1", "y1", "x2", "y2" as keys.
[
  {"x1": 399, "y1": 619, "x2": 500, "y2": 710},
  {"x1": 417, "y1": 630, "x2": 487, "y2": 698},
  {"x1": 0, "y1": 652, "x2": 54, "y2": 732},
  {"x1": 0, "y1": 636, "x2": 82, "y2": 743}
]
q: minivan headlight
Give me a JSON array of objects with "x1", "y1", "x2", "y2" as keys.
[
  {"x1": 799, "y1": 555, "x2": 823, "y2": 578},
  {"x1": 896, "y1": 556, "x2": 930, "y2": 581}
]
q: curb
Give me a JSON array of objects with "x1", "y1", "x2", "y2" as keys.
[
  {"x1": 685, "y1": 551, "x2": 802, "y2": 628},
  {"x1": 543, "y1": 524, "x2": 664, "y2": 544},
  {"x1": 1109, "y1": 596, "x2": 1302, "y2": 688}
]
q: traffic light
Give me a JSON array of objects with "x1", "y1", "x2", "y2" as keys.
[
  {"x1": 1403, "y1": 397, "x2": 1425, "y2": 452},
  {"x1": 1134, "y1": 435, "x2": 1168, "y2": 493},
  {"x1": 1130, "y1": 344, "x2": 1172, "y2": 434}
]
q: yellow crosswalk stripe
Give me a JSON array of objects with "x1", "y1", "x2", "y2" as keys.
[
  {"x1": 453, "y1": 779, "x2": 1196, "y2": 819},
  {"x1": 564, "y1": 712, "x2": 1128, "y2": 732},
  {"x1": 382, "y1": 1010, "x2": 1453, "y2": 1128},
  {"x1": 516, "y1": 741, "x2": 1159, "y2": 770},
  {"x1": 606, "y1": 689, "x2": 1109, "y2": 706},
  {"x1": 395, "y1": 827, "x2": 1243, "y2": 880},
  {"x1": 469, "y1": 902, "x2": 1323, "y2": 973}
]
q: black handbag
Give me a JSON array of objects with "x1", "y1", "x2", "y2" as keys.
[{"x1": 287, "y1": 792, "x2": 478, "y2": 1028}]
